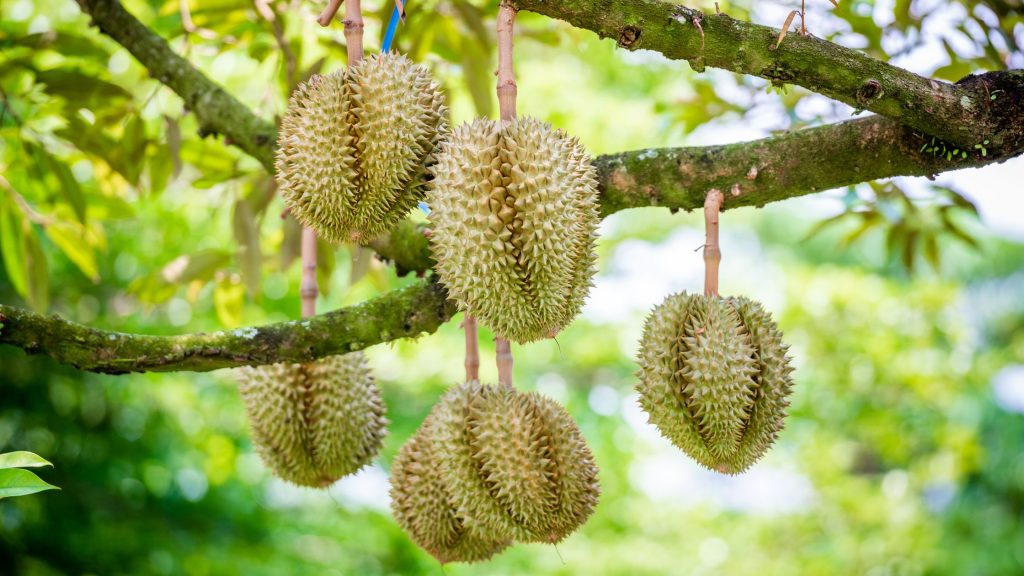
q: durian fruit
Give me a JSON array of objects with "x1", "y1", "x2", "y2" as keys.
[
  {"x1": 276, "y1": 52, "x2": 448, "y2": 244},
  {"x1": 390, "y1": 381, "x2": 600, "y2": 557},
  {"x1": 238, "y1": 352, "x2": 387, "y2": 487},
  {"x1": 390, "y1": 421, "x2": 510, "y2": 564},
  {"x1": 426, "y1": 117, "x2": 599, "y2": 343},
  {"x1": 636, "y1": 292, "x2": 794, "y2": 474}
]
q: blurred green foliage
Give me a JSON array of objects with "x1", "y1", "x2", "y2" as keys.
[{"x1": 1, "y1": 0, "x2": 1023, "y2": 574}]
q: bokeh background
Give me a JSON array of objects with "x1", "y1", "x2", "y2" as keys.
[{"x1": 2, "y1": 0, "x2": 1023, "y2": 574}]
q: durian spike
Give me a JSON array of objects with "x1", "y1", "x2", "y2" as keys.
[
  {"x1": 703, "y1": 189, "x2": 724, "y2": 297},
  {"x1": 464, "y1": 315, "x2": 480, "y2": 382},
  {"x1": 496, "y1": 1, "x2": 518, "y2": 122},
  {"x1": 494, "y1": 0, "x2": 517, "y2": 387}
]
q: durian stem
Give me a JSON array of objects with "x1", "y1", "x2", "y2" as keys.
[
  {"x1": 496, "y1": 338, "x2": 514, "y2": 389},
  {"x1": 496, "y1": 1, "x2": 518, "y2": 122},
  {"x1": 344, "y1": 0, "x2": 364, "y2": 63},
  {"x1": 301, "y1": 227, "x2": 319, "y2": 318},
  {"x1": 306, "y1": 0, "x2": 363, "y2": 319},
  {"x1": 703, "y1": 189, "x2": 724, "y2": 297},
  {"x1": 494, "y1": 0, "x2": 518, "y2": 388},
  {"x1": 464, "y1": 315, "x2": 480, "y2": 382}
]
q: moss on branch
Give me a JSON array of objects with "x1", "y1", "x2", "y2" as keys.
[
  {"x1": 382, "y1": 114, "x2": 1020, "y2": 274},
  {"x1": 0, "y1": 281, "x2": 456, "y2": 374}
]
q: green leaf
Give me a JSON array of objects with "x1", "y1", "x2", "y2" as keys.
[
  {"x1": 34, "y1": 68, "x2": 132, "y2": 106},
  {"x1": 839, "y1": 213, "x2": 882, "y2": 248},
  {"x1": 802, "y1": 211, "x2": 850, "y2": 240},
  {"x1": 28, "y1": 143, "x2": 87, "y2": 224},
  {"x1": 45, "y1": 221, "x2": 100, "y2": 282},
  {"x1": 280, "y1": 216, "x2": 302, "y2": 272},
  {"x1": 316, "y1": 237, "x2": 335, "y2": 297},
  {"x1": 129, "y1": 249, "x2": 231, "y2": 304},
  {"x1": 0, "y1": 468, "x2": 59, "y2": 500},
  {"x1": 0, "y1": 200, "x2": 29, "y2": 298},
  {"x1": 923, "y1": 234, "x2": 940, "y2": 270},
  {"x1": 213, "y1": 276, "x2": 245, "y2": 328},
  {"x1": 24, "y1": 223, "x2": 49, "y2": 312},
  {"x1": 0, "y1": 451, "x2": 53, "y2": 469},
  {"x1": 349, "y1": 246, "x2": 375, "y2": 287},
  {"x1": 232, "y1": 196, "x2": 262, "y2": 298},
  {"x1": 8, "y1": 32, "x2": 112, "y2": 62},
  {"x1": 460, "y1": 40, "x2": 494, "y2": 118}
]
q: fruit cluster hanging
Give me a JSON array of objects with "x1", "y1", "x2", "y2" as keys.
[{"x1": 229, "y1": 0, "x2": 797, "y2": 566}]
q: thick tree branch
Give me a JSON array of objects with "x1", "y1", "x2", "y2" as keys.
[
  {"x1": 0, "y1": 281, "x2": 456, "y2": 374},
  {"x1": 375, "y1": 113, "x2": 1022, "y2": 274},
  {"x1": 512, "y1": 0, "x2": 1024, "y2": 151},
  {"x1": 2, "y1": 0, "x2": 1018, "y2": 374}
]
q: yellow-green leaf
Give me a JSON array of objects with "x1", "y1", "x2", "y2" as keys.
[{"x1": 0, "y1": 468, "x2": 60, "y2": 500}]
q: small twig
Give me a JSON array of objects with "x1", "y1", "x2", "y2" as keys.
[
  {"x1": 703, "y1": 189, "x2": 724, "y2": 297},
  {"x1": 317, "y1": 0, "x2": 344, "y2": 26},
  {"x1": 179, "y1": 0, "x2": 197, "y2": 33},
  {"x1": 254, "y1": 0, "x2": 297, "y2": 88},
  {"x1": 692, "y1": 12, "x2": 705, "y2": 54},
  {"x1": 178, "y1": 0, "x2": 217, "y2": 40},
  {"x1": 463, "y1": 315, "x2": 480, "y2": 381}
]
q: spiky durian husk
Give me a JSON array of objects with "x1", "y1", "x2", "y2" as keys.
[
  {"x1": 426, "y1": 117, "x2": 599, "y2": 343},
  {"x1": 424, "y1": 381, "x2": 600, "y2": 544},
  {"x1": 636, "y1": 293, "x2": 795, "y2": 474},
  {"x1": 237, "y1": 352, "x2": 387, "y2": 487},
  {"x1": 276, "y1": 52, "x2": 448, "y2": 244},
  {"x1": 390, "y1": 423, "x2": 510, "y2": 564}
]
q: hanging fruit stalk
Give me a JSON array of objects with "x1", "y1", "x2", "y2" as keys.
[
  {"x1": 703, "y1": 188, "x2": 723, "y2": 297},
  {"x1": 464, "y1": 315, "x2": 479, "y2": 381},
  {"x1": 495, "y1": 0, "x2": 517, "y2": 388},
  {"x1": 343, "y1": 0, "x2": 364, "y2": 62}
]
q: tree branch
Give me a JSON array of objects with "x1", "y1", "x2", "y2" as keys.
[
  {"x1": 76, "y1": 0, "x2": 278, "y2": 172},
  {"x1": 512, "y1": 0, "x2": 1024, "y2": 151},
  {"x1": 2, "y1": 0, "x2": 1018, "y2": 374},
  {"x1": 0, "y1": 281, "x2": 456, "y2": 374},
  {"x1": 375, "y1": 113, "x2": 1022, "y2": 275}
]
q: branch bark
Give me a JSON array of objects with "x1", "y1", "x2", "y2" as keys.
[
  {"x1": 511, "y1": 0, "x2": 1024, "y2": 151},
  {"x1": 0, "y1": 281, "x2": 456, "y2": 374},
  {"x1": 376, "y1": 113, "x2": 1023, "y2": 275},
  {"x1": 3, "y1": 0, "x2": 1019, "y2": 374}
]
